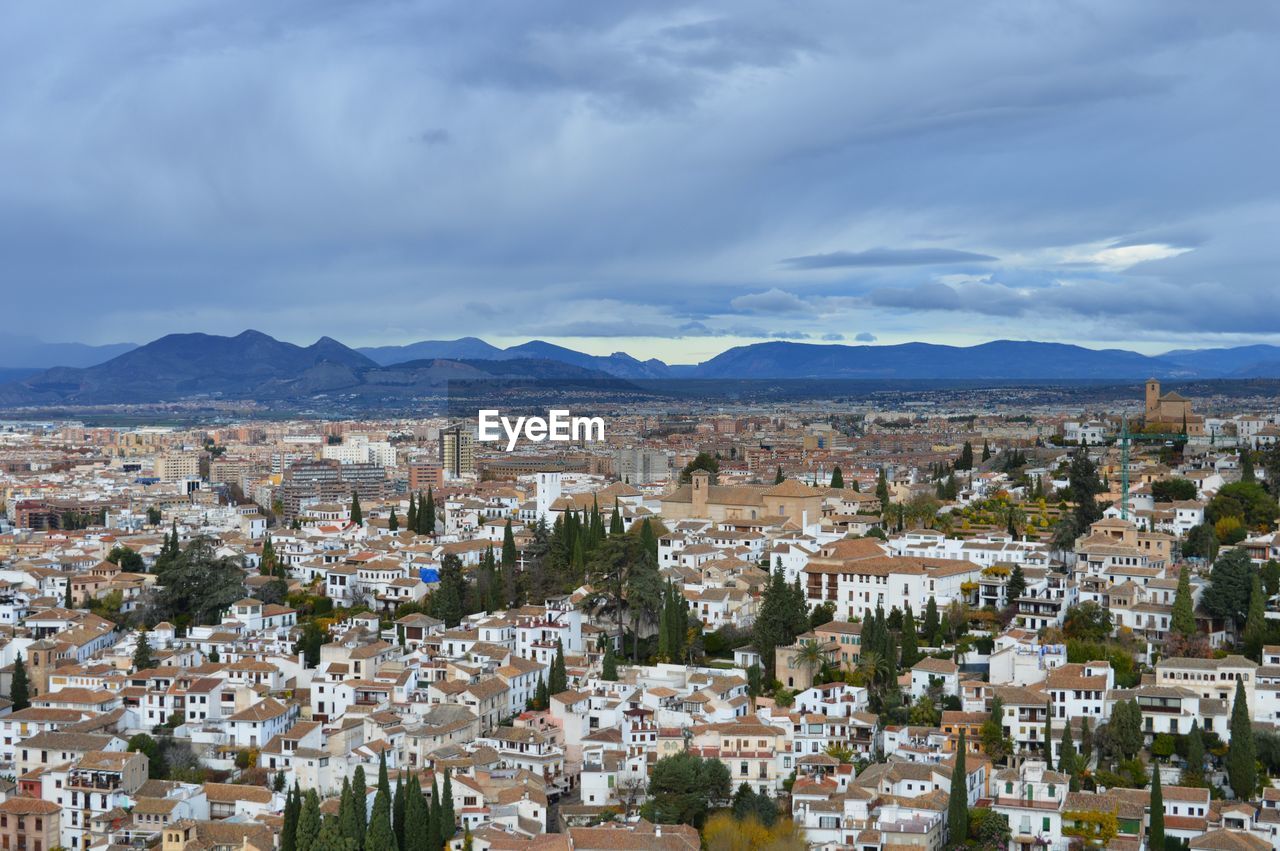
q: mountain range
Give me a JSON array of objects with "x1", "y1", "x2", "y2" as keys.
[{"x1": 3, "y1": 330, "x2": 1280, "y2": 407}]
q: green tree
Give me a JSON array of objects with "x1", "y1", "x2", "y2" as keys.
[
  {"x1": 643, "y1": 752, "x2": 731, "y2": 828},
  {"x1": 367, "y1": 785, "x2": 396, "y2": 851},
  {"x1": 1171, "y1": 565, "x2": 1197, "y2": 638},
  {"x1": 128, "y1": 733, "x2": 161, "y2": 778},
  {"x1": 830, "y1": 466, "x2": 844, "y2": 489},
  {"x1": 1058, "y1": 722, "x2": 1079, "y2": 788},
  {"x1": 1228, "y1": 678, "x2": 1257, "y2": 800},
  {"x1": 1184, "y1": 721, "x2": 1205, "y2": 785},
  {"x1": 1202, "y1": 548, "x2": 1254, "y2": 628},
  {"x1": 429, "y1": 554, "x2": 467, "y2": 627},
  {"x1": 407, "y1": 493, "x2": 417, "y2": 532},
  {"x1": 350, "y1": 490, "x2": 364, "y2": 526},
  {"x1": 153, "y1": 535, "x2": 252, "y2": 626},
  {"x1": 679, "y1": 451, "x2": 720, "y2": 484},
  {"x1": 956, "y1": 441, "x2": 974, "y2": 471},
  {"x1": 282, "y1": 786, "x2": 301, "y2": 851},
  {"x1": 922, "y1": 597, "x2": 940, "y2": 643},
  {"x1": 602, "y1": 642, "x2": 618, "y2": 681},
  {"x1": 133, "y1": 630, "x2": 155, "y2": 671},
  {"x1": 440, "y1": 770, "x2": 456, "y2": 841},
  {"x1": 1109, "y1": 699, "x2": 1144, "y2": 761},
  {"x1": 388, "y1": 507, "x2": 399, "y2": 532},
  {"x1": 297, "y1": 789, "x2": 322, "y2": 851},
  {"x1": 9, "y1": 652, "x2": 30, "y2": 711},
  {"x1": 948, "y1": 729, "x2": 969, "y2": 842},
  {"x1": 1151, "y1": 478, "x2": 1197, "y2": 502},
  {"x1": 502, "y1": 520, "x2": 517, "y2": 569},
  {"x1": 550, "y1": 640, "x2": 568, "y2": 694},
  {"x1": 876, "y1": 468, "x2": 890, "y2": 506},
  {"x1": 424, "y1": 488, "x2": 437, "y2": 535},
  {"x1": 1182, "y1": 523, "x2": 1219, "y2": 561},
  {"x1": 393, "y1": 775, "x2": 406, "y2": 851},
  {"x1": 353, "y1": 766, "x2": 368, "y2": 845},
  {"x1": 753, "y1": 572, "x2": 809, "y2": 679},
  {"x1": 980, "y1": 696, "x2": 1011, "y2": 764},
  {"x1": 1067, "y1": 448, "x2": 1104, "y2": 532},
  {"x1": 1244, "y1": 572, "x2": 1267, "y2": 662},
  {"x1": 107, "y1": 545, "x2": 146, "y2": 571},
  {"x1": 1207, "y1": 481, "x2": 1278, "y2": 531},
  {"x1": 1007, "y1": 564, "x2": 1027, "y2": 603},
  {"x1": 1149, "y1": 762, "x2": 1165, "y2": 851},
  {"x1": 1241, "y1": 449, "x2": 1256, "y2": 483},
  {"x1": 339, "y1": 778, "x2": 361, "y2": 850}
]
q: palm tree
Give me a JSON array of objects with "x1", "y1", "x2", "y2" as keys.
[
  {"x1": 857, "y1": 650, "x2": 889, "y2": 685},
  {"x1": 793, "y1": 639, "x2": 826, "y2": 685}
]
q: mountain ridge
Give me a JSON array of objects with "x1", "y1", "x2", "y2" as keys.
[{"x1": 3, "y1": 331, "x2": 1280, "y2": 407}]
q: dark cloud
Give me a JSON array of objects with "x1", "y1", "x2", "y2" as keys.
[
  {"x1": 780, "y1": 248, "x2": 999, "y2": 270},
  {"x1": 0, "y1": 1, "x2": 1277, "y2": 356}
]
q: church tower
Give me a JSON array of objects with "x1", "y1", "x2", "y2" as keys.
[{"x1": 1145, "y1": 378, "x2": 1161, "y2": 419}]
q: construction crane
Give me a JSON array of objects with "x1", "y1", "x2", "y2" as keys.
[{"x1": 1118, "y1": 417, "x2": 1190, "y2": 520}]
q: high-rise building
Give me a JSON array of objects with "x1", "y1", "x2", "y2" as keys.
[
  {"x1": 440, "y1": 425, "x2": 476, "y2": 478},
  {"x1": 613, "y1": 447, "x2": 672, "y2": 484},
  {"x1": 409, "y1": 459, "x2": 444, "y2": 491}
]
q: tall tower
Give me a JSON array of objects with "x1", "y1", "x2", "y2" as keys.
[
  {"x1": 536, "y1": 470, "x2": 562, "y2": 521},
  {"x1": 1145, "y1": 378, "x2": 1160, "y2": 419}
]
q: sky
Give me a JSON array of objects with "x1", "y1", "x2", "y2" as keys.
[{"x1": 2, "y1": 1, "x2": 1279, "y2": 364}]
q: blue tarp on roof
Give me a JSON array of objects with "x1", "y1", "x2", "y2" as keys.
[{"x1": 419, "y1": 568, "x2": 440, "y2": 584}]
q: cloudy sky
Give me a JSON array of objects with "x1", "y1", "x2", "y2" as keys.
[{"x1": 3, "y1": 1, "x2": 1278, "y2": 363}]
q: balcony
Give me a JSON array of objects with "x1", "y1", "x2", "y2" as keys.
[{"x1": 68, "y1": 770, "x2": 122, "y2": 790}]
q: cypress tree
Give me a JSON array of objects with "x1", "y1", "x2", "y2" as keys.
[
  {"x1": 389, "y1": 507, "x2": 399, "y2": 532},
  {"x1": 923, "y1": 597, "x2": 940, "y2": 644},
  {"x1": 1149, "y1": 762, "x2": 1165, "y2": 850},
  {"x1": 367, "y1": 785, "x2": 396, "y2": 851},
  {"x1": 1171, "y1": 565, "x2": 1197, "y2": 638},
  {"x1": 1043, "y1": 701, "x2": 1053, "y2": 762},
  {"x1": 65, "y1": 577, "x2": 74, "y2": 608},
  {"x1": 502, "y1": 520, "x2": 517, "y2": 567},
  {"x1": 1008, "y1": 564, "x2": 1027, "y2": 603},
  {"x1": 378, "y1": 751, "x2": 391, "y2": 802},
  {"x1": 550, "y1": 640, "x2": 567, "y2": 694},
  {"x1": 1242, "y1": 449, "x2": 1256, "y2": 483},
  {"x1": 609, "y1": 506, "x2": 623, "y2": 535},
  {"x1": 639, "y1": 518, "x2": 657, "y2": 559},
  {"x1": 1228, "y1": 678, "x2": 1256, "y2": 800},
  {"x1": 297, "y1": 789, "x2": 322, "y2": 851},
  {"x1": 534, "y1": 674, "x2": 549, "y2": 710},
  {"x1": 830, "y1": 466, "x2": 844, "y2": 489},
  {"x1": 394, "y1": 775, "x2": 407, "y2": 851},
  {"x1": 900, "y1": 605, "x2": 920, "y2": 668},
  {"x1": 602, "y1": 643, "x2": 618, "y2": 681},
  {"x1": 426, "y1": 778, "x2": 441, "y2": 851},
  {"x1": 339, "y1": 777, "x2": 360, "y2": 849},
  {"x1": 947, "y1": 730, "x2": 969, "y2": 843},
  {"x1": 405, "y1": 775, "x2": 427, "y2": 851},
  {"x1": 1080, "y1": 717, "x2": 1093, "y2": 764},
  {"x1": 133, "y1": 630, "x2": 155, "y2": 671},
  {"x1": 351, "y1": 490, "x2": 364, "y2": 526},
  {"x1": 1244, "y1": 572, "x2": 1267, "y2": 662},
  {"x1": 424, "y1": 488, "x2": 436, "y2": 534},
  {"x1": 282, "y1": 785, "x2": 301, "y2": 851},
  {"x1": 353, "y1": 765, "x2": 368, "y2": 845},
  {"x1": 774, "y1": 466, "x2": 784, "y2": 484},
  {"x1": 982, "y1": 439, "x2": 991, "y2": 462},
  {"x1": 407, "y1": 493, "x2": 417, "y2": 533},
  {"x1": 10, "y1": 653, "x2": 30, "y2": 711},
  {"x1": 1058, "y1": 722, "x2": 1078, "y2": 789},
  {"x1": 440, "y1": 771, "x2": 455, "y2": 841},
  {"x1": 1185, "y1": 721, "x2": 1204, "y2": 784}
]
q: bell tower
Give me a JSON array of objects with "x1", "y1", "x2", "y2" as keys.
[{"x1": 1145, "y1": 378, "x2": 1160, "y2": 419}]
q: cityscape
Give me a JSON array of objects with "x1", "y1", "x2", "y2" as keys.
[{"x1": 3, "y1": 4, "x2": 1280, "y2": 851}]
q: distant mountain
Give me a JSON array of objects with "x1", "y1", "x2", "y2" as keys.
[
  {"x1": 1159, "y1": 344, "x2": 1280, "y2": 377},
  {"x1": 0, "y1": 331, "x2": 631, "y2": 406},
  {"x1": 0, "y1": 335, "x2": 137, "y2": 369},
  {"x1": 6, "y1": 331, "x2": 1280, "y2": 408},
  {"x1": 361, "y1": 338, "x2": 670, "y2": 379},
  {"x1": 689, "y1": 340, "x2": 1195, "y2": 379},
  {"x1": 358, "y1": 337, "x2": 505, "y2": 363}
]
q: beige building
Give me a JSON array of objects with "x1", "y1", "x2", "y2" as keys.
[
  {"x1": 1144, "y1": 379, "x2": 1205, "y2": 436},
  {"x1": 660, "y1": 472, "x2": 824, "y2": 527},
  {"x1": 0, "y1": 797, "x2": 61, "y2": 851},
  {"x1": 155, "y1": 452, "x2": 200, "y2": 483}
]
